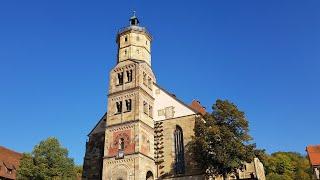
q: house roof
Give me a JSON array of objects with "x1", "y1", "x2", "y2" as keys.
[
  {"x1": 190, "y1": 100, "x2": 207, "y2": 116},
  {"x1": 0, "y1": 146, "x2": 23, "y2": 179},
  {"x1": 306, "y1": 145, "x2": 320, "y2": 166}
]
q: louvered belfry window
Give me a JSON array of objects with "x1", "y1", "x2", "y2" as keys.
[{"x1": 174, "y1": 125, "x2": 185, "y2": 174}]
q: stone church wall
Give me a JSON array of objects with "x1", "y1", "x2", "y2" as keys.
[
  {"x1": 82, "y1": 132, "x2": 105, "y2": 180},
  {"x1": 156, "y1": 114, "x2": 203, "y2": 179}
]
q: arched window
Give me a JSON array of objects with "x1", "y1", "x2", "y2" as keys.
[
  {"x1": 146, "y1": 171, "x2": 153, "y2": 180},
  {"x1": 117, "y1": 72, "x2": 124, "y2": 85},
  {"x1": 174, "y1": 125, "x2": 185, "y2": 174}
]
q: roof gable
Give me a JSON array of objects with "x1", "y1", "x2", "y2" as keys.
[
  {"x1": 0, "y1": 146, "x2": 22, "y2": 179},
  {"x1": 307, "y1": 145, "x2": 320, "y2": 166},
  {"x1": 153, "y1": 84, "x2": 196, "y2": 121}
]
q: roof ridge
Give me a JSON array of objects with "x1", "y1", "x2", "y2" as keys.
[{"x1": 0, "y1": 146, "x2": 22, "y2": 156}]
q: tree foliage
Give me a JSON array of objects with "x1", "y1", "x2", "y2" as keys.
[
  {"x1": 264, "y1": 152, "x2": 312, "y2": 180},
  {"x1": 188, "y1": 99, "x2": 257, "y2": 178},
  {"x1": 17, "y1": 137, "x2": 78, "y2": 180}
]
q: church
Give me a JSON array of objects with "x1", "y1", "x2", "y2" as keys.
[{"x1": 82, "y1": 14, "x2": 265, "y2": 180}]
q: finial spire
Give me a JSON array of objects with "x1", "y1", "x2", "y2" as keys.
[{"x1": 129, "y1": 11, "x2": 139, "y2": 26}]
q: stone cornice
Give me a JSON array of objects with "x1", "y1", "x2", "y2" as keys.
[
  {"x1": 107, "y1": 86, "x2": 155, "y2": 100},
  {"x1": 119, "y1": 44, "x2": 151, "y2": 54}
]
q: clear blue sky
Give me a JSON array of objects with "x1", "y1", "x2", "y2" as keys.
[{"x1": 0, "y1": 1, "x2": 319, "y2": 165}]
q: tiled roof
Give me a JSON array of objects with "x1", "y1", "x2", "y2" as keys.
[
  {"x1": 0, "y1": 146, "x2": 23, "y2": 179},
  {"x1": 306, "y1": 145, "x2": 320, "y2": 166},
  {"x1": 190, "y1": 100, "x2": 207, "y2": 116}
]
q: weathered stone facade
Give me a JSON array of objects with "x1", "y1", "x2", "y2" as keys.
[
  {"x1": 82, "y1": 14, "x2": 265, "y2": 180},
  {"x1": 155, "y1": 114, "x2": 203, "y2": 179},
  {"x1": 82, "y1": 114, "x2": 106, "y2": 179}
]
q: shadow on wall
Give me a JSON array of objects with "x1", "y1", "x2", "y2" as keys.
[{"x1": 158, "y1": 140, "x2": 204, "y2": 180}]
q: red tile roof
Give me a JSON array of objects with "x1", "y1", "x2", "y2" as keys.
[
  {"x1": 0, "y1": 146, "x2": 23, "y2": 179},
  {"x1": 190, "y1": 100, "x2": 207, "y2": 116},
  {"x1": 306, "y1": 145, "x2": 320, "y2": 166}
]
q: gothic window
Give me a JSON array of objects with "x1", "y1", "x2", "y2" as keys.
[
  {"x1": 124, "y1": 49, "x2": 127, "y2": 55},
  {"x1": 143, "y1": 101, "x2": 148, "y2": 115},
  {"x1": 148, "y1": 77, "x2": 152, "y2": 89},
  {"x1": 149, "y1": 105, "x2": 153, "y2": 118},
  {"x1": 143, "y1": 72, "x2": 147, "y2": 85},
  {"x1": 146, "y1": 41, "x2": 148, "y2": 45},
  {"x1": 116, "y1": 101, "x2": 122, "y2": 114},
  {"x1": 174, "y1": 125, "x2": 185, "y2": 174},
  {"x1": 125, "y1": 99, "x2": 132, "y2": 112},
  {"x1": 124, "y1": 36, "x2": 128, "y2": 42},
  {"x1": 117, "y1": 72, "x2": 124, "y2": 85},
  {"x1": 146, "y1": 171, "x2": 154, "y2": 180},
  {"x1": 126, "y1": 69, "x2": 133, "y2": 82}
]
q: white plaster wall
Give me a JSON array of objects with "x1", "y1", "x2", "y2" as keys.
[{"x1": 153, "y1": 84, "x2": 195, "y2": 121}]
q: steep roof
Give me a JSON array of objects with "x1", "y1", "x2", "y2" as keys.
[
  {"x1": 306, "y1": 145, "x2": 320, "y2": 166},
  {"x1": 88, "y1": 112, "x2": 107, "y2": 136},
  {"x1": 0, "y1": 146, "x2": 23, "y2": 179}
]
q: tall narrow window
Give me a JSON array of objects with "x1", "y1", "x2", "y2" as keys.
[
  {"x1": 124, "y1": 36, "x2": 128, "y2": 42},
  {"x1": 119, "y1": 138, "x2": 125, "y2": 150},
  {"x1": 126, "y1": 70, "x2": 133, "y2": 82},
  {"x1": 117, "y1": 72, "x2": 124, "y2": 85},
  {"x1": 116, "y1": 101, "x2": 122, "y2": 114},
  {"x1": 149, "y1": 105, "x2": 153, "y2": 118},
  {"x1": 117, "y1": 138, "x2": 125, "y2": 159},
  {"x1": 143, "y1": 72, "x2": 147, "y2": 85},
  {"x1": 143, "y1": 101, "x2": 148, "y2": 115},
  {"x1": 148, "y1": 77, "x2": 152, "y2": 89},
  {"x1": 174, "y1": 126, "x2": 185, "y2": 174},
  {"x1": 125, "y1": 99, "x2": 132, "y2": 112}
]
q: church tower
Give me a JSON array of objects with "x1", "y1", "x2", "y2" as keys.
[{"x1": 102, "y1": 13, "x2": 156, "y2": 180}]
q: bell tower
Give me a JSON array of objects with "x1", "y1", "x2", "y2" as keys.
[
  {"x1": 102, "y1": 13, "x2": 156, "y2": 180},
  {"x1": 117, "y1": 12, "x2": 152, "y2": 66}
]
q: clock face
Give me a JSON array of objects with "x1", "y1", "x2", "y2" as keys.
[{"x1": 113, "y1": 132, "x2": 130, "y2": 148}]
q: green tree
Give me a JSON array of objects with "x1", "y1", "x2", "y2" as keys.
[
  {"x1": 17, "y1": 137, "x2": 77, "y2": 180},
  {"x1": 188, "y1": 99, "x2": 257, "y2": 179},
  {"x1": 265, "y1": 152, "x2": 312, "y2": 180},
  {"x1": 74, "y1": 165, "x2": 83, "y2": 179}
]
